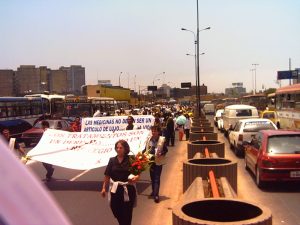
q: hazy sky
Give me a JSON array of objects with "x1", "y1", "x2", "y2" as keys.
[{"x1": 1, "y1": 0, "x2": 299, "y2": 93}]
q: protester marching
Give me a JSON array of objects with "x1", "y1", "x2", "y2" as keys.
[{"x1": 1, "y1": 103, "x2": 194, "y2": 225}]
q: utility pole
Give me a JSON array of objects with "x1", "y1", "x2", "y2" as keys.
[
  {"x1": 196, "y1": 0, "x2": 201, "y2": 116},
  {"x1": 252, "y1": 63, "x2": 259, "y2": 94}
]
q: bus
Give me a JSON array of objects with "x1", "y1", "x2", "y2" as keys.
[
  {"x1": 275, "y1": 83, "x2": 300, "y2": 129},
  {"x1": 88, "y1": 97, "x2": 117, "y2": 115},
  {"x1": 240, "y1": 94, "x2": 268, "y2": 111},
  {"x1": 0, "y1": 96, "x2": 51, "y2": 137},
  {"x1": 25, "y1": 94, "x2": 65, "y2": 117},
  {"x1": 62, "y1": 96, "x2": 117, "y2": 119},
  {"x1": 266, "y1": 93, "x2": 275, "y2": 110}
]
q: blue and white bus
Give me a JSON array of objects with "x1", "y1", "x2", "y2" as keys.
[{"x1": 0, "y1": 95, "x2": 65, "y2": 137}]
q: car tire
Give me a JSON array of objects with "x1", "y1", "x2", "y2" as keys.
[
  {"x1": 234, "y1": 142, "x2": 240, "y2": 156},
  {"x1": 256, "y1": 167, "x2": 265, "y2": 188}
]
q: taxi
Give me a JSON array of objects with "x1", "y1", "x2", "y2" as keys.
[
  {"x1": 260, "y1": 110, "x2": 279, "y2": 127},
  {"x1": 228, "y1": 118, "x2": 277, "y2": 156}
]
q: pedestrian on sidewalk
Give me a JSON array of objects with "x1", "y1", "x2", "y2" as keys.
[
  {"x1": 145, "y1": 125, "x2": 168, "y2": 203},
  {"x1": 184, "y1": 114, "x2": 191, "y2": 141},
  {"x1": 165, "y1": 116, "x2": 175, "y2": 146},
  {"x1": 101, "y1": 140, "x2": 139, "y2": 225}
]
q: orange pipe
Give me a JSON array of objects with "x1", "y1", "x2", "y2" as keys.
[
  {"x1": 204, "y1": 148, "x2": 210, "y2": 158},
  {"x1": 209, "y1": 170, "x2": 220, "y2": 198}
]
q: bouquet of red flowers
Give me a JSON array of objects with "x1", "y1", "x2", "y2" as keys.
[{"x1": 129, "y1": 151, "x2": 153, "y2": 176}]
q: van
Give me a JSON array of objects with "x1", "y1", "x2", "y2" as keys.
[
  {"x1": 222, "y1": 104, "x2": 259, "y2": 135},
  {"x1": 203, "y1": 104, "x2": 215, "y2": 115}
]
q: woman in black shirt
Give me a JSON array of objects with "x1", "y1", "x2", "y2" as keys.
[{"x1": 101, "y1": 140, "x2": 139, "y2": 225}]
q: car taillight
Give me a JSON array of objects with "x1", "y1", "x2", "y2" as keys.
[
  {"x1": 261, "y1": 156, "x2": 277, "y2": 167},
  {"x1": 238, "y1": 134, "x2": 243, "y2": 142}
]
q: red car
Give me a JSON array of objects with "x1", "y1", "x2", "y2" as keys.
[
  {"x1": 244, "y1": 130, "x2": 300, "y2": 188},
  {"x1": 21, "y1": 119, "x2": 70, "y2": 147}
]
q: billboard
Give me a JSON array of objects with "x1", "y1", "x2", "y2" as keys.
[
  {"x1": 277, "y1": 71, "x2": 298, "y2": 80},
  {"x1": 147, "y1": 86, "x2": 157, "y2": 91},
  {"x1": 181, "y1": 82, "x2": 192, "y2": 88}
]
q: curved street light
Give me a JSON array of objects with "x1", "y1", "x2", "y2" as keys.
[{"x1": 181, "y1": 26, "x2": 210, "y2": 114}]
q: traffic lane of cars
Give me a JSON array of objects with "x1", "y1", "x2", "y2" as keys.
[{"x1": 213, "y1": 120, "x2": 300, "y2": 225}]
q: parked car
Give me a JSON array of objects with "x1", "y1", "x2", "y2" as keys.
[
  {"x1": 229, "y1": 118, "x2": 277, "y2": 156},
  {"x1": 21, "y1": 119, "x2": 70, "y2": 147},
  {"x1": 244, "y1": 130, "x2": 300, "y2": 188},
  {"x1": 223, "y1": 104, "x2": 259, "y2": 136},
  {"x1": 214, "y1": 109, "x2": 224, "y2": 128},
  {"x1": 0, "y1": 119, "x2": 32, "y2": 138}
]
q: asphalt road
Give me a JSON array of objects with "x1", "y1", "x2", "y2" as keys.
[{"x1": 26, "y1": 117, "x2": 300, "y2": 225}]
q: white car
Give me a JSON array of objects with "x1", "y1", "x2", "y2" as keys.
[
  {"x1": 214, "y1": 109, "x2": 224, "y2": 128},
  {"x1": 228, "y1": 118, "x2": 277, "y2": 156}
]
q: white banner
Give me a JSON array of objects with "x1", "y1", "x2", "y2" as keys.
[
  {"x1": 81, "y1": 115, "x2": 155, "y2": 132},
  {"x1": 27, "y1": 129, "x2": 151, "y2": 170}
]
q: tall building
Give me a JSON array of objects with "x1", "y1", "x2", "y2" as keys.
[
  {"x1": 225, "y1": 82, "x2": 246, "y2": 96},
  {"x1": 49, "y1": 70, "x2": 68, "y2": 94},
  {"x1": 0, "y1": 70, "x2": 15, "y2": 96},
  {"x1": 15, "y1": 65, "x2": 41, "y2": 96},
  {"x1": 60, "y1": 65, "x2": 85, "y2": 94}
]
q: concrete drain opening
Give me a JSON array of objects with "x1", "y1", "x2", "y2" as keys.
[
  {"x1": 189, "y1": 132, "x2": 217, "y2": 141},
  {"x1": 182, "y1": 200, "x2": 263, "y2": 222},
  {"x1": 188, "y1": 158, "x2": 231, "y2": 165},
  {"x1": 183, "y1": 158, "x2": 237, "y2": 192},
  {"x1": 173, "y1": 198, "x2": 272, "y2": 224},
  {"x1": 188, "y1": 140, "x2": 225, "y2": 158}
]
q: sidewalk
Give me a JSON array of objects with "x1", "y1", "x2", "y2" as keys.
[{"x1": 132, "y1": 134, "x2": 187, "y2": 225}]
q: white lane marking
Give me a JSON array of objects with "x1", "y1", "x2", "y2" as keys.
[{"x1": 70, "y1": 169, "x2": 91, "y2": 181}]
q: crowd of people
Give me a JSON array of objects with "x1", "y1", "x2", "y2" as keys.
[{"x1": 1, "y1": 103, "x2": 194, "y2": 225}]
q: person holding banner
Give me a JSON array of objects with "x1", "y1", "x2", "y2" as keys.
[
  {"x1": 40, "y1": 121, "x2": 55, "y2": 182},
  {"x1": 126, "y1": 116, "x2": 138, "y2": 130},
  {"x1": 101, "y1": 140, "x2": 139, "y2": 225},
  {"x1": 71, "y1": 116, "x2": 81, "y2": 132},
  {"x1": 146, "y1": 125, "x2": 168, "y2": 203},
  {"x1": 1, "y1": 128, "x2": 26, "y2": 156}
]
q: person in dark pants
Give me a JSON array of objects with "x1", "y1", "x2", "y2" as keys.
[
  {"x1": 41, "y1": 120, "x2": 54, "y2": 182},
  {"x1": 146, "y1": 125, "x2": 168, "y2": 203},
  {"x1": 165, "y1": 116, "x2": 175, "y2": 146},
  {"x1": 101, "y1": 140, "x2": 139, "y2": 225}
]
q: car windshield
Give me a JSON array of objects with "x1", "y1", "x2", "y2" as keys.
[
  {"x1": 243, "y1": 121, "x2": 276, "y2": 132},
  {"x1": 267, "y1": 135, "x2": 300, "y2": 154},
  {"x1": 235, "y1": 109, "x2": 252, "y2": 117},
  {"x1": 34, "y1": 121, "x2": 56, "y2": 129}
]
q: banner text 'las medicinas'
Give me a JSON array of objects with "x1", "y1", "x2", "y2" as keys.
[{"x1": 81, "y1": 115, "x2": 154, "y2": 132}]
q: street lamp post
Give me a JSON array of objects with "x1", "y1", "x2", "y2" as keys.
[
  {"x1": 250, "y1": 69, "x2": 255, "y2": 94},
  {"x1": 119, "y1": 72, "x2": 123, "y2": 87},
  {"x1": 252, "y1": 64, "x2": 259, "y2": 94},
  {"x1": 182, "y1": 22, "x2": 210, "y2": 116}
]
